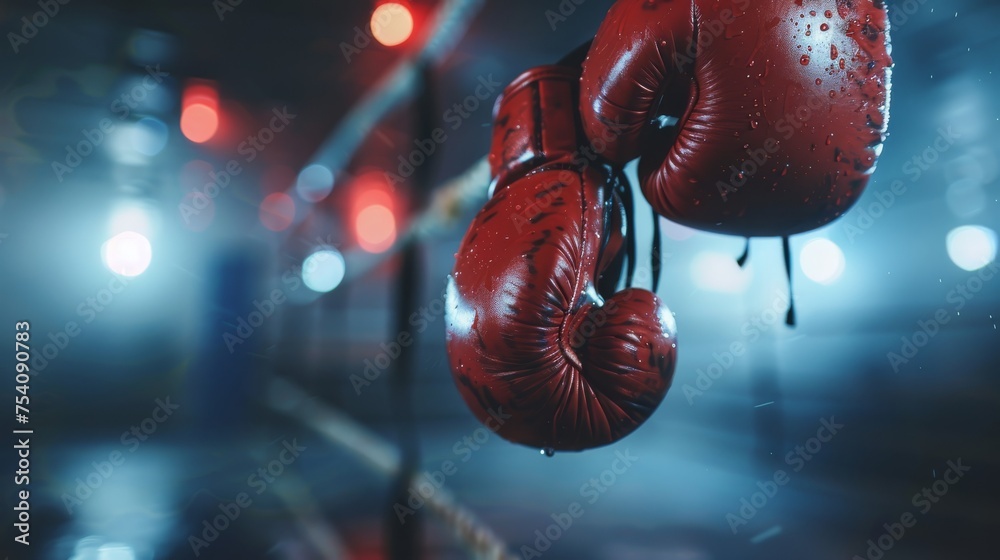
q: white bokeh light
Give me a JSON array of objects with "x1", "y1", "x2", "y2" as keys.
[
  {"x1": 296, "y1": 164, "x2": 334, "y2": 203},
  {"x1": 946, "y1": 225, "x2": 998, "y2": 271},
  {"x1": 690, "y1": 251, "x2": 752, "y2": 293},
  {"x1": 945, "y1": 178, "x2": 986, "y2": 218},
  {"x1": 800, "y1": 238, "x2": 846, "y2": 285},
  {"x1": 70, "y1": 539, "x2": 136, "y2": 560},
  {"x1": 107, "y1": 117, "x2": 168, "y2": 164},
  {"x1": 302, "y1": 248, "x2": 346, "y2": 293},
  {"x1": 97, "y1": 543, "x2": 136, "y2": 560},
  {"x1": 102, "y1": 231, "x2": 152, "y2": 277}
]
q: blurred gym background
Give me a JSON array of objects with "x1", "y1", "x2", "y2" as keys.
[{"x1": 1, "y1": 0, "x2": 998, "y2": 558}]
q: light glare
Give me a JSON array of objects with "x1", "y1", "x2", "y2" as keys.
[
  {"x1": 371, "y1": 3, "x2": 414, "y2": 47},
  {"x1": 102, "y1": 231, "x2": 152, "y2": 277},
  {"x1": 947, "y1": 225, "x2": 997, "y2": 271},
  {"x1": 180, "y1": 103, "x2": 218, "y2": 143},
  {"x1": 302, "y1": 249, "x2": 347, "y2": 293},
  {"x1": 800, "y1": 238, "x2": 846, "y2": 285},
  {"x1": 97, "y1": 543, "x2": 136, "y2": 560},
  {"x1": 356, "y1": 204, "x2": 396, "y2": 253},
  {"x1": 296, "y1": 164, "x2": 334, "y2": 202}
]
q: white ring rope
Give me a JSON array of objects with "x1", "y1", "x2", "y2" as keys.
[{"x1": 265, "y1": 375, "x2": 519, "y2": 560}]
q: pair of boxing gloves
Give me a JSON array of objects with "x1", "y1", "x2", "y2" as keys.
[{"x1": 446, "y1": 0, "x2": 892, "y2": 451}]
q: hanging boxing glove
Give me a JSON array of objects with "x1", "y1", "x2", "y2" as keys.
[
  {"x1": 445, "y1": 65, "x2": 677, "y2": 452},
  {"x1": 580, "y1": 0, "x2": 892, "y2": 237}
]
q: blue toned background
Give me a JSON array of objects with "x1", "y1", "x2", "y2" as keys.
[{"x1": 0, "y1": 0, "x2": 997, "y2": 559}]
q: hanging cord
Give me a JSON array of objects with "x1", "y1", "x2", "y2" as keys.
[
  {"x1": 596, "y1": 167, "x2": 636, "y2": 298},
  {"x1": 618, "y1": 167, "x2": 637, "y2": 289},
  {"x1": 596, "y1": 173, "x2": 625, "y2": 301},
  {"x1": 737, "y1": 236, "x2": 794, "y2": 325},
  {"x1": 651, "y1": 208, "x2": 663, "y2": 293},
  {"x1": 782, "y1": 236, "x2": 797, "y2": 327},
  {"x1": 736, "y1": 237, "x2": 751, "y2": 268},
  {"x1": 563, "y1": 39, "x2": 638, "y2": 301}
]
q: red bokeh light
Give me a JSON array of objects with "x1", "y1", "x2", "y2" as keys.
[
  {"x1": 259, "y1": 192, "x2": 296, "y2": 231},
  {"x1": 180, "y1": 104, "x2": 219, "y2": 143},
  {"x1": 181, "y1": 81, "x2": 220, "y2": 144},
  {"x1": 371, "y1": 2, "x2": 413, "y2": 47},
  {"x1": 183, "y1": 83, "x2": 219, "y2": 110},
  {"x1": 353, "y1": 188, "x2": 397, "y2": 253}
]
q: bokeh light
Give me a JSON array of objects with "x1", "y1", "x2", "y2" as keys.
[
  {"x1": 302, "y1": 248, "x2": 347, "y2": 293},
  {"x1": 371, "y1": 2, "x2": 413, "y2": 47},
  {"x1": 690, "y1": 251, "x2": 752, "y2": 293},
  {"x1": 126, "y1": 28, "x2": 175, "y2": 66},
  {"x1": 259, "y1": 192, "x2": 296, "y2": 231},
  {"x1": 800, "y1": 238, "x2": 846, "y2": 285},
  {"x1": 296, "y1": 163, "x2": 335, "y2": 202},
  {"x1": 179, "y1": 191, "x2": 215, "y2": 232},
  {"x1": 352, "y1": 184, "x2": 398, "y2": 253},
  {"x1": 96, "y1": 542, "x2": 136, "y2": 560},
  {"x1": 109, "y1": 117, "x2": 169, "y2": 163},
  {"x1": 180, "y1": 103, "x2": 218, "y2": 143},
  {"x1": 356, "y1": 204, "x2": 396, "y2": 253},
  {"x1": 102, "y1": 231, "x2": 152, "y2": 277},
  {"x1": 133, "y1": 117, "x2": 169, "y2": 156},
  {"x1": 946, "y1": 225, "x2": 998, "y2": 271},
  {"x1": 182, "y1": 82, "x2": 218, "y2": 109},
  {"x1": 180, "y1": 159, "x2": 213, "y2": 191},
  {"x1": 946, "y1": 179, "x2": 987, "y2": 218}
]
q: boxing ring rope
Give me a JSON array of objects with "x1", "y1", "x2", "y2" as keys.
[
  {"x1": 271, "y1": 474, "x2": 353, "y2": 559},
  {"x1": 265, "y1": 375, "x2": 520, "y2": 560},
  {"x1": 340, "y1": 156, "x2": 490, "y2": 284},
  {"x1": 266, "y1": 2, "x2": 504, "y2": 555}
]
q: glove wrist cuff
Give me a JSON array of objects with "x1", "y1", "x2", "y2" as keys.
[{"x1": 488, "y1": 65, "x2": 584, "y2": 188}]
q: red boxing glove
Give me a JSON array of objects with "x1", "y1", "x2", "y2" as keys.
[
  {"x1": 581, "y1": 0, "x2": 892, "y2": 237},
  {"x1": 445, "y1": 66, "x2": 677, "y2": 451}
]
